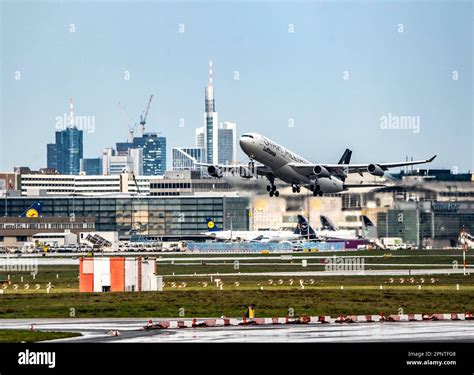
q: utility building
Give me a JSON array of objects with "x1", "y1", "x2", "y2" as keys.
[{"x1": 79, "y1": 257, "x2": 162, "y2": 292}]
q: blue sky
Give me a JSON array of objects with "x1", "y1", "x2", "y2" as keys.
[{"x1": 1, "y1": 0, "x2": 472, "y2": 172}]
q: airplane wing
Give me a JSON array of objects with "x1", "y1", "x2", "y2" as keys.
[
  {"x1": 343, "y1": 183, "x2": 386, "y2": 188},
  {"x1": 288, "y1": 155, "x2": 437, "y2": 177}
]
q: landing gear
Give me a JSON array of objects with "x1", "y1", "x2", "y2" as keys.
[
  {"x1": 267, "y1": 181, "x2": 279, "y2": 197},
  {"x1": 312, "y1": 185, "x2": 323, "y2": 197},
  {"x1": 269, "y1": 189, "x2": 280, "y2": 198},
  {"x1": 292, "y1": 184, "x2": 301, "y2": 193}
]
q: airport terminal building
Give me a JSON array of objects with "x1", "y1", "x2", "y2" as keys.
[
  {"x1": 0, "y1": 195, "x2": 249, "y2": 240},
  {"x1": 250, "y1": 170, "x2": 474, "y2": 248},
  {"x1": 376, "y1": 200, "x2": 474, "y2": 248}
]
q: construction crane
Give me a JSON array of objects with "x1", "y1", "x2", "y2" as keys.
[
  {"x1": 140, "y1": 94, "x2": 153, "y2": 136},
  {"x1": 118, "y1": 101, "x2": 137, "y2": 142}
]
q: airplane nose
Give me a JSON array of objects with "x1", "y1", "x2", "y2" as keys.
[
  {"x1": 239, "y1": 134, "x2": 254, "y2": 154},
  {"x1": 239, "y1": 137, "x2": 250, "y2": 152}
]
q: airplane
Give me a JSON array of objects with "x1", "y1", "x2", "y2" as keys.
[
  {"x1": 317, "y1": 215, "x2": 357, "y2": 240},
  {"x1": 361, "y1": 215, "x2": 378, "y2": 240},
  {"x1": 203, "y1": 133, "x2": 437, "y2": 197},
  {"x1": 19, "y1": 202, "x2": 43, "y2": 218},
  {"x1": 299, "y1": 214, "x2": 380, "y2": 249},
  {"x1": 315, "y1": 214, "x2": 379, "y2": 240},
  {"x1": 203, "y1": 216, "x2": 316, "y2": 242}
]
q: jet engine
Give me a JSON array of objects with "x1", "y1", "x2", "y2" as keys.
[
  {"x1": 317, "y1": 177, "x2": 344, "y2": 193},
  {"x1": 313, "y1": 165, "x2": 331, "y2": 178},
  {"x1": 207, "y1": 165, "x2": 223, "y2": 178},
  {"x1": 367, "y1": 164, "x2": 384, "y2": 177}
]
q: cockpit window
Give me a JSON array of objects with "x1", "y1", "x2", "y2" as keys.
[{"x1": 241, "y1": 135, "x2": 254, "y2": 139}]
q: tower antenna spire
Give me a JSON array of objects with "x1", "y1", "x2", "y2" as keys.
[
  {"x1": 69, "y1": 98, "x2": 74, "y2": 128},
  {"x1": 209, "y1": 60, "x2": 213, "y2": 85}
]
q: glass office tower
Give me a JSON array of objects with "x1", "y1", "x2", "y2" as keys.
[
  {"x1": 116, "y1": 133, "x2": 167, "y2": 176},
  {"x1": 47, "y1": 127, "x2": 83, "y2": 175}
]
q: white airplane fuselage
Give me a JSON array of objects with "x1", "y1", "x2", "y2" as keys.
[
  {"x1": 239, "y1": 133, "x2": 344, "y2": 192},
  {"x1": 206, "y1": 230, "x2": 300, "y2": 242},
  {"x1": 316, "y1": 229, "x2": 357, "y2": 240}
]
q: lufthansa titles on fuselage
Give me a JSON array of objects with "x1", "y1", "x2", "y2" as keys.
[{"x1": 262, "y1": 136, "x2": 307, "y2": 164}]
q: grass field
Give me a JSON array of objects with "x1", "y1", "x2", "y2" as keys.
[
  {"x1": 0, "y1": 249, "x2": 472, "y2": 319},
  {"x1": 0, "y1": 330, "x2": 81, "y2": 343},
  {"x1": 0, "y1": 285, "x2": 472, "y2": 319}
]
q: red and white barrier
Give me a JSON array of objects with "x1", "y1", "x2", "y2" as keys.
[{"x1": 142, "y1": 312, "x2": 473, "y2": 330}]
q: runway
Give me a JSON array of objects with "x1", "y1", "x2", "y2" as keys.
[
  {"x1": 1, "y1": 253, "x2": 472, "y2": 275},
  {"x1": 169, "y1": 268, "x2": 471, "y2": 277},
  {"x1": 1, "y1": 318, "x2": 473, "y2": 343}
]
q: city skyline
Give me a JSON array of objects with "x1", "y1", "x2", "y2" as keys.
[
  {"x1": 1, "y1": 1, "x2": 472, "y2": 173},
  {"x1": 43, "y1": 58, "x2": 238, "y2": 176},
  {"x1": 44, "y1": 58, "x2": 233, "y2": 176}
]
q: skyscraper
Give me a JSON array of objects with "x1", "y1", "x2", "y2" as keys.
[
  {"x1": 172, "y1": 147, "x2": 205, "y2": 170},
  {"x1": 218, "y1": 122, "x2": 237, "y2": 164},
  {"x1": 195, "y1": 127, "x2": 205, "y2": 149},
  {"x1": 46, "y1": 99, "x2": 83, "y2": 175},
  {"x1": 115, "y1": 141, "x2": 134, "y2": 156},
  {"x1": 80, "y1": 158, "x2": 102, "y2": 175},
  {"x1": 203, "y1": 60, "x2": 218, "y2": 164},
  {"x1": 114, "y1": 133, "x2": 167, "y2": 176},
  {"x1": 46, "y1": 143, "x2": 59, "y2": 172},
  {"x1": 102, "y1": 147, "x2": 143, "y2": 176}
]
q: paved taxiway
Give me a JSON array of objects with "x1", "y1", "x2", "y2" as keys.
[
  {"x1": 170, "y1": 268, "x2": 471, "y2": 277},
  {"x1": 0, "y1": 318, "x2": 473, "y2": 343}
]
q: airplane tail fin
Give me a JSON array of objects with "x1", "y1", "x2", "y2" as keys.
[
  {"x1": 205, "y1": 217, "x2": 221, "y2": 232},
  {"x1": 338, "y1": 149, "x2": 352, "y2": 165},
  {"x1": 320, "y1": 215, "x2": 338, "y2": 231},
  {"x1": 294, "y1": 215, "x2": 316, "y2": 239},
  {"x1": 19, "y1": 202, "x2": 43, "y2": 218},
  {"x1": 361, "y1": 215, "x2": 378, "y2": 239}
]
